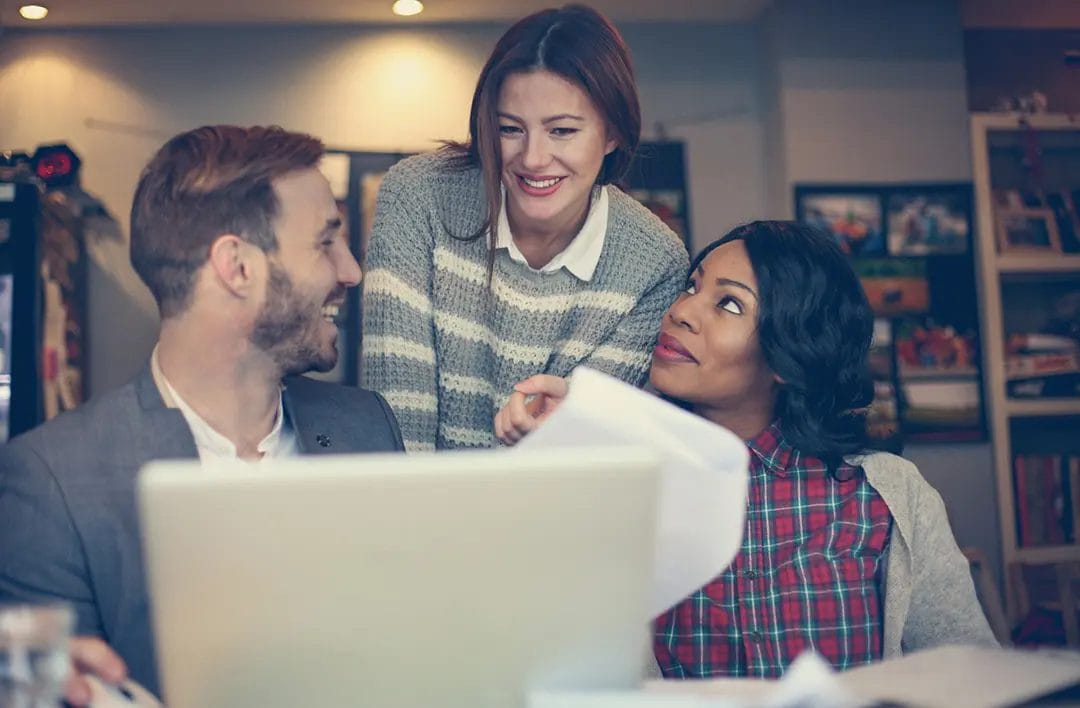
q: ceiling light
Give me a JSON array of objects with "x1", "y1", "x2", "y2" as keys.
[
  {"x1": 18, "y1": 4, "x2": 49, "y2": 20},
  {"x1": 392, "y1": 0, "x2": 424, "y2": 17}
]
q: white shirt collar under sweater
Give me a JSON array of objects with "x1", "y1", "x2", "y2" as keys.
[
  {"x1": 494, "y1": 185, "x2": 608, "y2": 281},
  {"x1": 150, "y1": 346, "x2": 298, "y2": 463}
]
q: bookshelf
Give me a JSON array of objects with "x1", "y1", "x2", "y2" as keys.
[
  {"x1": 997, "y1": 254, "x2": 1080, "y2": 274},
  {"x1": 970, "y1": 112, "x2": 1080, "y2": 621},
  {"x1": 1006, "y1": 399, "x2": 1080, "y2": 417}
]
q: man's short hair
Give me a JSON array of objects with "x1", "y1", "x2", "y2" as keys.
[{"x1": 130, "y1": 125, "x2": 324, "y2": 318}]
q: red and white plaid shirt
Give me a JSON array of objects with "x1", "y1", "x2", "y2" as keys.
[{"x1": 653, "y1": 423, "x2": 893, "y2": 678}]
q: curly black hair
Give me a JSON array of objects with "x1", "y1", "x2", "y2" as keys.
[{"x1": 691, "y1": 221, "x2": 875, "y2": 469}]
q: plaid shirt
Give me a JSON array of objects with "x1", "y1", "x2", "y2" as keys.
[{"x1": 653, "y1": 423, "x2": 893, "y2": 678}]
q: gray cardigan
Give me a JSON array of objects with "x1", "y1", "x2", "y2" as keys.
[
  {"x1": 647, "y1": 451, "x2": 997, "y2": 678},
  {"x1": 857, "y1": 451, "x2": 998, "y2": 657}
]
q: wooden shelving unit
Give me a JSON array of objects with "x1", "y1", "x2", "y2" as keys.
[
  {"x1": 970, "y1": 112, "x2": 1080, "y2": 621},
  {"x1": 997, "y1": 254, "x2": 1080, "y2": 274},
  {"x1": 1006, "y1": 399, "x2": 1080, "y2": 417}
]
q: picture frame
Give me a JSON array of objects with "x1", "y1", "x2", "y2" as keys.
[
  {"x1": 867, "y1": 319, "x2": 902, "y2": 446},
  {"x1": 886, "y1": 188, "x2": 970, "y2": 255},
  {"x1": 624, "y1": 141, "x2": 692, "y2": 249},
  {"x1": 1045, "y1": 191, "x2": 1080, "y2": 253},
  {"x1": 794, "y1": 182, "x2": 987, "y2": 444},
  {"x1": 794, "y1": 189, "x2": 885, "y2": 256},
  {"x1": 854, "y1": 258, "x2": 930, "y2": 315},
  {"x1": 995, "y1": 208, "x2": 1062, "y2": 253}
]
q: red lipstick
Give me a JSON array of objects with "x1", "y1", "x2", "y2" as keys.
[{"x1": 654, "y1": 332, "x2": 697, "y2": 363}]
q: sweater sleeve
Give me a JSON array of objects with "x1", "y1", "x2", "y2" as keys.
[
  {"x1": 902, "y1": 474, "x2": 999, "y2": 650},
  {"x1": 578, "y1": 247, "x2": 688, "y2": 387},
  {"x1": 361, "y1": 164, "x2": 440, "y2": 452}
]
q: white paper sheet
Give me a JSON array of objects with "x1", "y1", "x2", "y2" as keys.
[
  {"x1": 643, "y1": 646, "x2": 1080, "y2": 708},
  {"x1": 516, "y1": 367, "x2": 749, "y2": 617},
  {"x1": 532, "y1": 652, "x2": 857, "y2": 708},
  {"x1": 838, "y1": 645, "x2": 1080, "y2": 708}
]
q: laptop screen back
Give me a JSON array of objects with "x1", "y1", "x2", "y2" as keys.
[{"x1": 139, "y1": 447, "x2": 660, "y2": 708}]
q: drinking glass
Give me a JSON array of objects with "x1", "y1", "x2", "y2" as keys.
[{"x1": 0, "y1": 604, "x2": 73, "y2": 708}]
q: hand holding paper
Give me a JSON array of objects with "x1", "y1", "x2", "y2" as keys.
[{"x1": 515, "y1": 367, "x2": 749, "y2": 617}]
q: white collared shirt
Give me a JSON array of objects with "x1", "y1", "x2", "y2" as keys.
[
  {"x1": 495, "y1": 185, "x2": 609, "y2": 281},
  {"x1": 152, "y1": 348, "x2": 298, "y2": 464}
]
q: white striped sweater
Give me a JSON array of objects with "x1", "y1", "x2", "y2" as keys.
[{"x1": 361, "y1": 151, "x2": 689, "y2": 451}]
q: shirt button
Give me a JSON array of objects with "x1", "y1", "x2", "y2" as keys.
[
  {"x1": 744, "y1": 569, "x2": 759, "y2": 580},
  {"x1": 744, "y1": 630, "x2": 762, "y2": 643}
]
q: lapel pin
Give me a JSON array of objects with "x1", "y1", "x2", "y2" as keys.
[{"x1": 316, "y1": 434, "x2": 332, "y2": 448}]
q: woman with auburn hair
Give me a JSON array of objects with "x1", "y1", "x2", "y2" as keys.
[
  {"x1": 362, "y1": 4, "x2": 688, "y2": 452},
  {"x1": 496, "y1": 221, "x2": 997, "y2": 677}
]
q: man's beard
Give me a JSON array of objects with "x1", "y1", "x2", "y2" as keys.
[{"x1": 250, "y1": 263, "x2": 338, "y2": 376}]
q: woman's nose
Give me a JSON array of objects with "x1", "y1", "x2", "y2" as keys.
[
  {"x1": 666, "y1": 295, "x2": 698, "y2": 332},
  {"x1": 521, "y1": 134, "x2": 551, "y2": 170}
]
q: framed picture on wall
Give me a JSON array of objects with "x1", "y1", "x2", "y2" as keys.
[
  {"x1": 854, "y1": 258, "x2": 930, "y2": 315},
  {"x1": 867, "y1": 319, "x2": 902, "y2": 447},
  {"x1": 794, "y1": 189, "x2": 885, "y2": 256},
  {"x1": 886, "y1": 187, "x2": 970, "y2": 255},
  {"x1": 624, "y1": 141, "x2": 691, "y2": 249},
  {"x1": 794, "y1": 182, "x2": 986, "y2": 444}
]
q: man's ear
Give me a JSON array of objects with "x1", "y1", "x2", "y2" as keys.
[{"x1": 207, "y1": 234, "x2": 259, "y2": 298}]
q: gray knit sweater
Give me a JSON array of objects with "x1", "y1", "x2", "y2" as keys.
[{"x1": 361, "y1": 151, "x2": 689, "y2": 451}]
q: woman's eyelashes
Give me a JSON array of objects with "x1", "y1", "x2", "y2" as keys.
[
  {"x1": 683, "y1": 280, "x2": 744, "y2": 316},
  {"x1": 717, "y1": 295, "x2": 743, "y2": 315},
  {"x1": 497, "y1": 124, "x2": 579, "y2": 138}
]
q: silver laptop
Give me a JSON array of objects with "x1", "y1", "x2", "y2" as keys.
[{"x1": 138, "y1": 448, "x2": 660, "y2": 708}]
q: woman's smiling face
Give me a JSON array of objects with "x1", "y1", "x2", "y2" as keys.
[{"x1": 496, "y1": 69, "x2": 615, "y2": 239}]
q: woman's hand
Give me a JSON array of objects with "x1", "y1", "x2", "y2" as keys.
[{"x1": 494, "y1": 374, "x2": 569, "y2": 445}]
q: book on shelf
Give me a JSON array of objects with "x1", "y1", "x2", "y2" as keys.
[
  {"x1": 1006, "y1": 351, "x2": 1080, "y2": 380},
  {"x1": 1007, "y1": 333, "x2": 1080, "y2": 355},
  {"x1": 1008, "y1": 373, "x2": 1080, "y2": 399},
  {"x1": 1005, "y1": 333, "x2": 1080, "y2": 398},
  {"x1": 1013, "y1": 454, "x2": 1080, "y2": 547}
]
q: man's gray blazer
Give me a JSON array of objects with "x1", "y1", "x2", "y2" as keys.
[{"x1": 0, "y1": 366, "x2": 404, "y2": 697}]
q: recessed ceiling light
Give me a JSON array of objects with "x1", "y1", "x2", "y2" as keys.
[
  {"x1": 392, "y1": 0, "x2": 424, "y2": 17},
  {"x1": 19, "y1": 4, "x2": 49, "y2": 20}
]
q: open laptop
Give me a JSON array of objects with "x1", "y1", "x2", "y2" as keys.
[{"x1": 138, "y1": 447, "x2": 660, "y2": 708}]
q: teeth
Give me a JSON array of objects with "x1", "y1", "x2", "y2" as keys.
[
  {"x1": 522, "y1": 176, "x2": 561, "y2": 189},
  {"x1": 321, "y1": 304, "x2": 339, "y2": 319}
]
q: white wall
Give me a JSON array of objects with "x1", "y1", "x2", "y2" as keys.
[
  {"x1": 761, "y1": 0, "x2": 1002, "y2": 589},
  {"x1": 0, "y1": 22, "x2": 765, "y2": 396},
  {"x1": 763, "y1": 0, "x2": 974, "y2": 215},
  {"x1": 624, "y1": 24, "x2": 767, "y2": 245}
]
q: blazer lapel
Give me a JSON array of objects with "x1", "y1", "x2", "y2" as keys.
[
  {"x1": 133, "y1": 364, "x2": 199, "y2": 461},
  {"x1": 283, "y1": 381, "x2": 338, "y2": 455}
]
